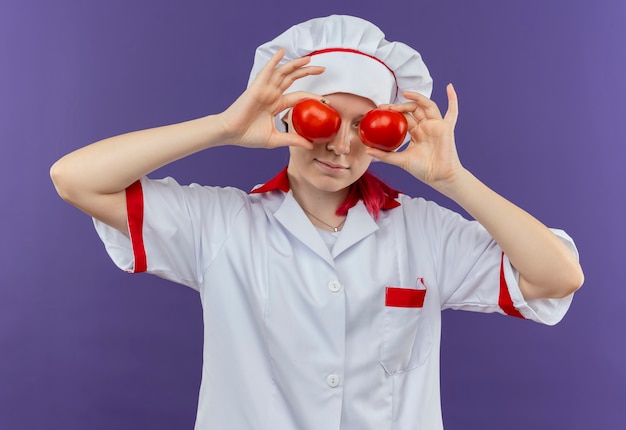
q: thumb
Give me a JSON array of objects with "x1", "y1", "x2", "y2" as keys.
[
  {"x1": 365, "y1": 147, "x2": 403, "y2": 167},
  {"x1": 271, "y1": 131, "x2": 314, "y2": 150}
]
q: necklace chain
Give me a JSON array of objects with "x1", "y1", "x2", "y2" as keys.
[{"x1": 302, "y1": 208, "x2": 346, "y2": 232}]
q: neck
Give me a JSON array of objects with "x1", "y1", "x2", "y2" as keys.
[{"x1": 287, "y1": 171, "x2": 349, "y2": 231}]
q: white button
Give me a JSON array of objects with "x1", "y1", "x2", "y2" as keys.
[
  {"x1": 326, "y1": 374, "x2": 340, "y2": 388},
  {"x1": 327, "y1": 280, "x2": 342, "y2": 293}
]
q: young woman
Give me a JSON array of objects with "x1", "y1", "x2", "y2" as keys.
[{"x1": 50, "y1": 14, "x2": 583, "y2": 430}]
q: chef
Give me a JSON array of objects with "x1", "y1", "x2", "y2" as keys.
[{"x1": 50, "y1": 14, "x2": 584, "y2": 430}]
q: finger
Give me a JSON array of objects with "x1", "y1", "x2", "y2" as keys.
[
  {"x1": 268, "y1": 56, "x2": 310, "y2": 85},
  {"x1": 271, "y1": 131, "x2": 314, "y2": 150},
  {"x1": 364, "y1": 147, "x2": 404, "y2": 167},
  {"x1": 276, "y1": 54, "x2": 311, "y2": 72},
  {"x1": 379, "y1": 101, "x2": 419, "y2": 113},
  {"x1": 402, "y1": 90, "x2": 443, "y2": 120},
  {"x1": 276, "y1": 65, "x2": 325, "y2": 92},
  {"x1": 255, "y1": 49, "x2": 287, "y2": 84},
  {"x1": 443, "y1": 83, "x2": 459, "y2": 127},
  {"x1": 279, "y1": 91, "x2": 324, "y2": 109},
  {"x1": 269, "y1": 55, "x2": 320, "y2": 87},
  {"x1": 401, "y1": 90, "x2": 432, "y2": 104},
  {"x1": 274, "y1": 91, "x2": 327, "y2": 116},
  {"x1": 404, "y1": 111, "x2": 420, "y2": 132}
]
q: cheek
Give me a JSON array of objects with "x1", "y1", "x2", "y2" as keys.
[
  {"x1": 287, "y1": 146, "x2": 307, "y2": 169},
  {"x1": 350, "y1": 139, "x2": 371, "y2": 159},
  {"x1": 351, "y1": 150, "x2": 374, "y2": 174},
  {"x1": 357, "y1": 158, "x2": 373, "y2": 173},
  {"x1": 288, "y1": 144, "x2": 325, "y2": 164}
]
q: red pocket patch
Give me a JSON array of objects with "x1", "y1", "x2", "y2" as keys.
[{"x1": 385, "y1": 286, "x2": 426, "y2": 308}]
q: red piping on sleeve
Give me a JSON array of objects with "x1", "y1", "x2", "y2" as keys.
[
  {"x1": 126, "y1": 180, "x2": 147, "y2": 273},
  {"x1": 498, "y1": 252, "x2": 525, "y2": 319}
]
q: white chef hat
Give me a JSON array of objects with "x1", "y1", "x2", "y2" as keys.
[{"x1": 247, "y1": 15, "x2": 433, "y2": 110}]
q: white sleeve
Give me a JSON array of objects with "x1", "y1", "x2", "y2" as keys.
[
  {"x1": 424, "y1": 202, "x2": 578, "y2": 325},
  {"x1": 501, "y1": 229, "x2": 578, "y2": 325},
  {"x1": 93, "y1": 176, "x2": 249, "y2": 290}
]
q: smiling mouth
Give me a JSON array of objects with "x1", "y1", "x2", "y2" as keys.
[{"x1": 316, "y1": 159, "x2": 348, "y2": 170}]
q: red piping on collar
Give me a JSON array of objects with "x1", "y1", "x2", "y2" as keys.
[{"x1": 250, "y1": 167, "x2": 400, "y2": 218}]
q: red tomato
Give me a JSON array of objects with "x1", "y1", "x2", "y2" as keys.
[
  {"x1": 291, "y1": 98, "x2": 341, "y2": 144},
  {"x1": 358, "y1": 109, "x2": 408, "y2": 151}
]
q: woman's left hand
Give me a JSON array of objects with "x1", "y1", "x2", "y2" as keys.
[
  {"x1": 367, "y1": 84, "x2": 464, "y2": 193},
  {"x1": 371, "y1": 84, "x2": 584, "y2": 299}
]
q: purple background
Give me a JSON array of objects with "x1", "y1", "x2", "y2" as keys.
[{"x1": 1, "y1": 0, "x2": 624, "y2": 429}]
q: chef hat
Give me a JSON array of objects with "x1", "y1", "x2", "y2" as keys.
[{"x1": 247, "y1": 15, "x2": 433, "y2": 109}]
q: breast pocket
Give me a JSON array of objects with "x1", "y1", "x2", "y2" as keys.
[{"x1": 380, "y1": 278, "x2": 433, "y2": 375}]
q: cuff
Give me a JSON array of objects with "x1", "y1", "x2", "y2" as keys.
[{"x1": 500, "y1": 229, "x2": 578, "y2": 326}]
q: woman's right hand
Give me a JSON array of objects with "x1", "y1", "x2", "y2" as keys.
[
  {"x1": 218, "y1": 49, "x2": 324, "y2": 150},
  {"x1": 50, "y1": 49, "x2": 323, "y2": 235}
]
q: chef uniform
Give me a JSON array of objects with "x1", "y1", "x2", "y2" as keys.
[{"x1": 93, "y1": 15, "x2": 579, "y2": 430}]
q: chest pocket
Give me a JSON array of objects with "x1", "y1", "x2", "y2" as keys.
[{"x1": 380, "y1": 278, "x2": 433, "y2": 375}]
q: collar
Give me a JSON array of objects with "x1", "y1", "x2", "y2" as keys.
[
  {"x1": 250, "y1": 166, "x2": 401, "y2": 216},
  {"x1": 250, "y1": 166, "x2": 291, "y2": 194}
]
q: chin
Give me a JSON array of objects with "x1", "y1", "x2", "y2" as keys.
[{"x1": 310, "y1": 174, "x2": 353, "y2": 193}]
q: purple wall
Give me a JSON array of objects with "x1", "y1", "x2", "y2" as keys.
[{"x1": 1, "y1": 1, "x2": 624, "y2": 429}]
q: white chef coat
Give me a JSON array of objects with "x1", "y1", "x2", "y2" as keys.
[{"x1": 94, "y1": 173, "x2": 578, "y2": 430}]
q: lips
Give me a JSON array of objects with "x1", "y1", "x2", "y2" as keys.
[{"x1": 315, "y1": 159, "x2": 348, "y2": 170}]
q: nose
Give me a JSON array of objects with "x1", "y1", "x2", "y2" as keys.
[{"x1": 325, "y1": 122, "x2": 352, "y2": 155}]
